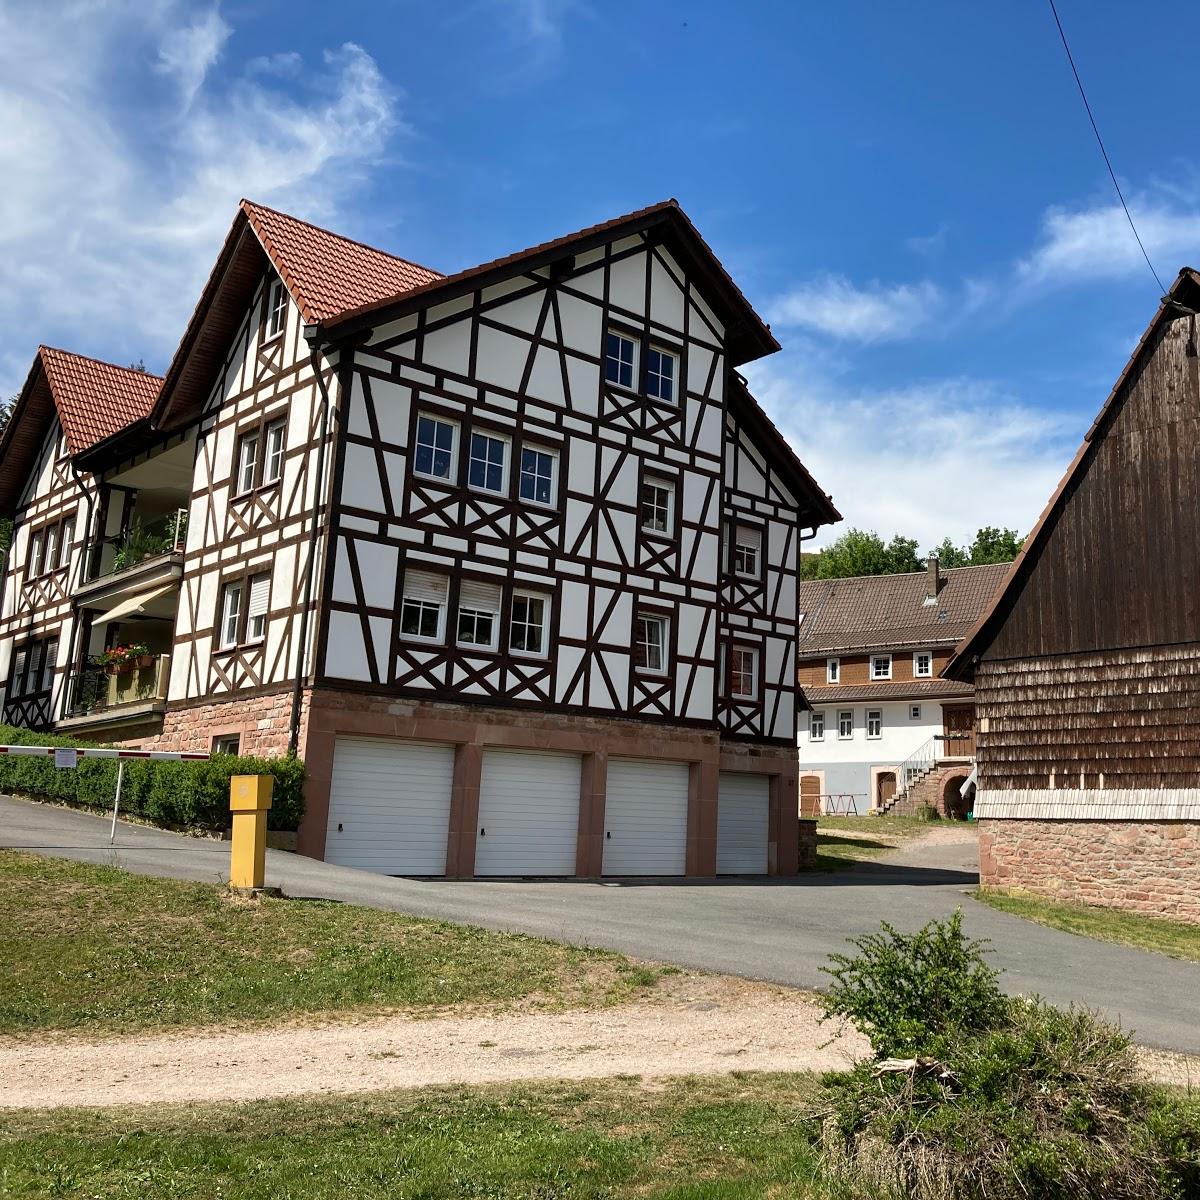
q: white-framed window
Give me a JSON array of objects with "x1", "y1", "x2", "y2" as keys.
[
  {"x1": 519, "y1": 445, "x2": 557, "y2": 506},
  {"x1": 468, "y1": 431, "x2": 509, "y2": 495},
  {"x1": 604, "y1": 330, "x2": 637, "y2": 389},
  {"x1": 732, "y1": 525, "x2": 761, "y2": 577},
  {"x1": 871, "y1": 654, "x2": 892, "y2": 680},
  {"x1": 866, "y1": 709, "x2": 882, "y2": 739},
  {"x1": 59, "y1": 518, "x2": 74, "y2": 569},
  {"x1": 640, "y1": 478, "x2": 674, "y2": 535},
  {"x1": 213, "y1": 734, "x2": 241, "y2": 755},
  {"x1": 247, "y1": 573, "x2": 270, "y2": 643},
  {"x1": 635, "y1": 613, "x2": 669, "y2": 674},
  {"x1": 810, "y1": 710, "x2": 825, "y2": 741},
  {"x1": 42, "y1": 524, "x2": 59, "y2": 575},
  {"x1": 263, "y1": 418, "x2": 286, "y2": 485},
  {"x1": 910, "y1": 704, "x2": 922, "y2": 720},
  {"x1": 510, "y1": 591, "x2": 549, "y2": 656},
  {"x1": 236, "y1": 430, "x2": 259, "y2": 495},
  {"x1": 414, "y1": 414, "x2": 458, "y2": 482},
  {"x1": 913, "y1": 650, "x2": 933, "y2": 678},
  {"x1": 266, "y1": 277, "x2": 288, "y2": 339},
  {"x1": 730, "y1": 645, "x2": 759, "y2": 698},
  {"x1": 645, "y1": 345, "x2": 677, "y2": 403},
  {"x1": 219, "y1": 580, "x2": 243, "y2": 650},
  {"x1": 838, "y1": 709, "x2": 853, "y2": 739},
  {"x1": 400, "y1": 569, "x2": 448, "y2": 643},
  {"x1": 456, "y1": 580, "x2": 502, "y2": 651},
  {"x1": 26, "y1": 529, "x2": 42, "y2": 577},
  {"x1": 826, "y1": 657, "x2": 840, "y2": 684}
]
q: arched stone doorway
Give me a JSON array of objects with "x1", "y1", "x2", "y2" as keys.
[{"x1": 942, "y1": 771, "x2": 971, "y2": 820}]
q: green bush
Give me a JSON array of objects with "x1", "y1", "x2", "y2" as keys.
[
  {"x1": 821, "y1": 910, "x2": 1007, "y2": 1058},
  {"x1": 0, "y1": 725, "x2": 304, "y2": 831},
  {"x1": 817, "y1": 914, "x2": 1200, "y2": 1199}
]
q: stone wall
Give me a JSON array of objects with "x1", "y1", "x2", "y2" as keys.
[
  {"x1": 887, "y1": 763, "x2": 972, "y2": 819},
  {"x1": 798, "y1": 818, "x2": 818, "y2": 869},
  {"x1": 147, "y1": 686, "x2": 305, "y2": 758},
  {"x1": 977, "y1": 817, "x2": 1200, "y2": 923}
]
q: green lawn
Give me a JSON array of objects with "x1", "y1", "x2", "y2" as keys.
[
  {"x1": 0, "y1": 1075, "x2": 842, "y2": 1200},
  {"x1": 0, "y1": 851, "x2": 670, "y2": 1036},
  {"x1": 976, "y1": 887, "x2": 1200, "y2": 964},
  {"x1": 815, "y1": 814, "x2": 939, "y2": 868}
]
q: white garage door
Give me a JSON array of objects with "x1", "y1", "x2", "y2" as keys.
[
  {"x1": 475, "y1": 748, "x2": 581, "y2": 876},
  {"x1": 325, "y1": 737, "x2": 454, "y2": 875},
  {"x1": 603, "y1": 758, "x2": 689, "y2": 876},
  {"x1": 717, "y1": 771, "x2": 769, "y2": 874}
]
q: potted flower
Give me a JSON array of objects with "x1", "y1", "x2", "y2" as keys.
[{"x1": 97, "y1": 643, "x2": 152, "y2": 675}]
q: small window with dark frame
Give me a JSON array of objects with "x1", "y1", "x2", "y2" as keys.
[
  {"x1": 37, "y1": 639, "x2": 57, "y2": 693},
  {"x1": 510, "y1": 591, "x2": 548, "y2": 656},
  {"x1": 266, "y1": 277, "x2": 288, "y2": 340},
  {"x1": 519, "y1": 446, "x2": 556, "y2": 506},
  {"x1": 263, "y1": 418, "x2": 286, "y2": 485},
  {"x1": 730, "y1": 645, "x2": 758, "y2": 698},
  {"x1": 213, "y1": 734, "x2": 242, "y2": 755},
  {"x1": 457, "y1": 580, "x2": 502, "y2": 651},
  {"x1": 605, "y1": 331, "x2": 637, "y2": 389},
  {"x1": 414, "y1": 414, "x2": 457, "y2": 482},
  {"x1": 468, "y1": 431, "x2": 508, "y2": 495},
  {"x1": 838, "y1": 709, "x2": 854, "y2": 739},
  {"x1": 910, "y1": 704, "x2": 922, "y2": 720},
  {"x1": 644, "y1": 346, "x2": 677, "y2": 403},
  {"x1": 635, "y1": 612, "x2": 668, "y2": 674},
  {"x1": 400, "y1": 570, "x2": 448, "y2": 643},
  {"x1": 219, "y1": 580, "x2": 243, "y2": 650},
  {"x1": 732, "y1": 525, "x2": 761, "y2": 577},
  {"x1": 810, "y1": 710, "x2": 825, "y2": 741},
  {"x1": 866, "y1": 709, "x2": 883, "y2": 739},
  {"x1": 640, "y1": 478, "x2": 674, "y2": 535}
]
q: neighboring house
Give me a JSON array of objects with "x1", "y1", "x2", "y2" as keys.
[
  {"x1": 946, "y1": 268, "x2": 1200, "y2": 921},
  {"x1": 796, "y1": 557, "x2": 1007, "y2": 815},
  {"x1": 0, "y1": 198, "x2": 840, "y2": 879}
]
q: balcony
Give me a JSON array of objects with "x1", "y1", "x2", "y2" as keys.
[
  {"x1": 59, "y1": 654, "x2": 171, "y2": 732},
  {"x1": 74, "y1": 509, "x2": 188, "y2": 614}
]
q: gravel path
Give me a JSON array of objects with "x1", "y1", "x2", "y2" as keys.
[{"x1": 0, "y1": 978, "x2": 868, "y2": 1110}]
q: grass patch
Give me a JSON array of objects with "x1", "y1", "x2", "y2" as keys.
[
  {"x1": 814, "y1": 815, "x2": 939, "y2": 869},
  {"x1": 0, "y1": 851, "x2": 671, "y2": 1036},
  {"x1": 976, "y1": 887, "x2": 1200, "y2": 964},
  {"x1": 0, "y1": 1075, "x2": 846, "y2": 1199}
]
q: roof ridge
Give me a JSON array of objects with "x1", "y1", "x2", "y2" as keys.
[
  {"x1": 38, "y1": 345, "x2": 164, "y2": 382},
  {"x1": 239, "y1": 198, "x2": 444, "y2": 279},
  {"x1": 799, "y1": 560, "x2": 1011, "y2": 587}
]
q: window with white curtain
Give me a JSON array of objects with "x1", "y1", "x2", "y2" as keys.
[{"x1": 401, "y1": 569, "x2": 448, "y2": 642}]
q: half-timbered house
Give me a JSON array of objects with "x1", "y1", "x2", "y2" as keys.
[
  {"x1": 0, "y1": 198, "x2": 839, "y2": 877},
  {"x1": 946, "y1": 267, "x2": 1200, "y2": 921}
]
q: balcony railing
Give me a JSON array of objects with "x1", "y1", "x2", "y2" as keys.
[
  {"x1": 87, "y1": 509, "x2": 188, "y2": 582},
  {"x1": 64, "y1": 654, "x2": 171, "y2": 719}
]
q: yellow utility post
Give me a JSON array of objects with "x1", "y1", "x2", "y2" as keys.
[{"x1": 229, "y1": 774, "x2": 274, "y2": 893}]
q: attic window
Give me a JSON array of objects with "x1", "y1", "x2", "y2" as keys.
[{"x1": 266, "y1": 278, "x2": 287, "y2": 340}]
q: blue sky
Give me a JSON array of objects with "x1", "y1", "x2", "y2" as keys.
[{"x1": 3, "y1": 0, "x2": 1197, "y2": 546}]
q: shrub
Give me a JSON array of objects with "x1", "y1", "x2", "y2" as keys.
[
  {"x1": 817, "y1": 914, "x2": 1200, "y2": 1199},
  {"x1": 820, "y1": 910, "x2": 1007, "y2": 1058},
  {"x1": 0, "y1": 725, "x2": 305, "y2": 831}
]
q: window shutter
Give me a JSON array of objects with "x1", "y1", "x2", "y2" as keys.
[
  {"x1": 404, "y1": 569, "x2": 448, "y2": 603},
  {"x1": 12, "y1": 648, "x2": 27, "y2": 690},
  {"x1": 459, "y1": 579, "x2": 501, "y2": 612},
  {"x1": 248, "y1": 574, "x2": 271, "y2": 619},
  {"x1": 737, "y1": 525, "x2": 762, "y2": 551}
]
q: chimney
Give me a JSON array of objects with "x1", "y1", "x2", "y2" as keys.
[{"x1": 924, "y1": 553, "x2": 941, "y2": 603}]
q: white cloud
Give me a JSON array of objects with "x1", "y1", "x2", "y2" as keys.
[
  {"x1": 745, "y1": 350, "x2": 1077, "y2": 550},
  {"x1": 767, "y1": 276, "x2": 947, "y2": 343},
  {"x1": 0, "y1": 1, "x2": 405, "y2": 397}
]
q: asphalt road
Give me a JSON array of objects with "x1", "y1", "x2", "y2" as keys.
[{"x1": 5, "y1": 795, "x2": 1199, "y2": 1053}]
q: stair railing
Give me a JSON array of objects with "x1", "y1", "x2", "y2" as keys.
[{"x1": 888, "y1": 734, "x2": 943, "y2": 809}]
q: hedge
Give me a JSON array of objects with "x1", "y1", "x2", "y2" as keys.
[{"x1": 0, "y1": 725, "x2": 305, "y2": 832}]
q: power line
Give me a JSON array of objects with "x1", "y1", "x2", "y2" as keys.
[{"x1": 1047, "y1": 0, "x2": 1167, "y2": 296}]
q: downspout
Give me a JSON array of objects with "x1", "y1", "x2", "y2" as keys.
[{"x1": 287, "y1": 328, "x2": 339, "y2": 756}]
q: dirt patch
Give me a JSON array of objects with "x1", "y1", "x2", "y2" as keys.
[{"x1": 0, "y1": 975, "x2": 866, "y2": 1111}]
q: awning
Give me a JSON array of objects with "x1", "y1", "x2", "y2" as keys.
[
  {"x1": 960, "y1": 765, "x2": 978, "y2": 798},
  {"x1": 91, "y1": 581, "x2": 179, "y2": 623}
]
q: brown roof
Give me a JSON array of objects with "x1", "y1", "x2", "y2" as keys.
[
  {"x1": 804, "y1": 679, "x2": 975, "y2": 704},
  {"x1": 240, "y1": 200, "x2": 443, "y2": 326},
  {"x1": 945, "y1": 266, "x2": 1200, "y2": 681},
  {"x1": 38, "y1": 347, "x2": 161, "y2": 453},
  {"x1": 797, "y1": 562, "x2": 1011, "y2": 655}
]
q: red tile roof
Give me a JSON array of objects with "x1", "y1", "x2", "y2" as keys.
[
  {"x1": 803, "y1": 679, "x2": 975, "y2": 704},
  {"x1": 797, "y1": 562, "x2": 1011, "y2": 656},
  {"x1": 240, "y1": 200, "x2": 443, "y2": 326},
  {"x1": 37, "y1": 346, "x2": 161, "y2": 454}
]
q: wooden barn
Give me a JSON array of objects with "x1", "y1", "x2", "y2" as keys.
[{"x1": 945, "y1": 267, "x2": 1200, "y2": 922}]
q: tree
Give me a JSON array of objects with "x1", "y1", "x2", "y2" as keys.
[
  {"x1": 803, "y1": 529, "x2": 923, "y2": 580},
  {"x1": 927, "y1": 536, "x2": 969, "y2": 568},
  {"x1": 968, "y1": 525, "x2": 1023, "y2": 564}
]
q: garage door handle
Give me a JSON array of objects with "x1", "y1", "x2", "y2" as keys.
[
  {"x1": 480, "y1": 828, "x2": 485, "y2": 837},
  {"x1": 606, "y1": 831, "x2": 611, "y2": 839}
]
